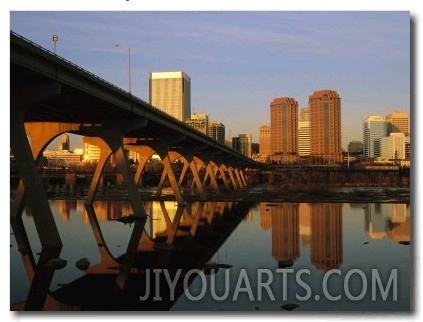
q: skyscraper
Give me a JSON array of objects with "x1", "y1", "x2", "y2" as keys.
[
  {"x1": 363, "y1": 115, "x2": 387, "y2": 160},
  {"x1": 208, "y1": 122, "x2": 225, "y2": 144},
  {"x1": 386, "y1": 112, "x2": 409, "y2": 136},
  {"x1": 149, "y1": 71, "x2": 191, "y2": 121},
  {"x1": 270, "y1": 97, "x2": 298, "y2": 163},
  {"x1": 298, "y1": 107, "x2": 310, "y2": 157},
  {"x1": 309, "y1": 90, "x2": 342, "y2": 164},
  {"x1": 259, "y1": 125, "x2": 271, "y2": 160}
]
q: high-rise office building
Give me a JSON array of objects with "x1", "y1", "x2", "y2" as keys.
[
  {"x1": 259, "y1": 125, "x2": 271, "y2": 160},
  {"x1": 309, "y1": 90, "x2": 342, "y2": 164},
  {"x1": 363, "y1": 115, "x2": 387, "y2": 160},
  {"x1": 185, "y1": 113, "x2": 208, "y2": 135},
  {"x1": 378, "y1": 132, "x2": 410, "y2": 161},
  {"x1": 149, "y1": 71, "x2": 191, "y2": 121},
  {"x1": 208, "y1": 122, "x2": 225, "y2": 144},
  {"x1": 232, "y1": 134, "x2": 252, "y2": 158},
  {"x1": 386, "y1": 112, "x2": 409, "y2": 136},
  {"x1": 270, "y1": 97, "x2": 298, "y2": 163},
  {"x1": 58, "y1": 133, "x2": 70, "y2": 151},
  {"x1": 299, "y1": 107, "x2": 309, "y2": 122}
]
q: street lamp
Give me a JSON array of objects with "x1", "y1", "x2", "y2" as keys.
[
  {"x1": 115, "y1": 44, "x2": 131, "y2": 94},
  {"x1": 52, "y1": 34, "x2": 58, "y2": 54}
]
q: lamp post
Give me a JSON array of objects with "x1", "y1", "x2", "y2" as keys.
[
  {"x1": 115, "y1": 44, "x2": 131, "y2": 94},
  {"x1": 52, "y1": 34, "x2": 58, "y2": 54}
]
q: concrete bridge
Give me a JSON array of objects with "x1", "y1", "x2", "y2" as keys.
[{"x1": 10, "y1": 30, "x2": 263, "y2": 297}]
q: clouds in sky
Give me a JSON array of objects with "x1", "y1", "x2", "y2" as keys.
[{"x1": 10, "y1": 11, "x2": 410, "y2": 147}]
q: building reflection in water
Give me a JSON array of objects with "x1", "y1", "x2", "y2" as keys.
[
  {"x1": 269, "y1": 203, "x2": 300, "y2": 268},
  {"x1": 299, "y1": 203, "x2": 311, "y2": 248},
  {"x1": 259, "y1": 202, "x2": 343, "y2": 271},
  {"x1": 365, "y1": 203, "x2": 410, "y2": 244},
  {"x1": 310, "y1": 203, "x2": 343, "y2": 271}
]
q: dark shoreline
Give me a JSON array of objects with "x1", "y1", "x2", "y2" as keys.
[{"x1": 39, "y1": 185, "x2": 411, "y2": 204}]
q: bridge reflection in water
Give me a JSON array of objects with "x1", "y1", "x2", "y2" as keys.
[
  {"x1": 11, "y1": 200, "x2": 410, "y2": 311},
  {"x1": 11, "y1": 200, "x2": 252, "y2": 311}
]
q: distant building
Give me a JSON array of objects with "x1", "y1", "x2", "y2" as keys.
[
  {"x1": 309, "y1": 90, "x2": 342, "y2": 164},
  {"x1": 259, "y1": 125, "x2": 271, "y2": 160},
  {"x1": 348, "y1": 141, "x2": 363, "y2": 155},
  {"x1": 298, "y1": 122, "x2": 310, "y2": 157},
  {"x1": 232, "y1": 134, "x2": 252, "y2": 158},
  {"x1": 378, "y1": 133, "x2": 410, "y2": 161},
  {"x1": 149, "y1": 71, "x2": 191, "y2": 122},
  {"x1": 208, "y1": 122, "x2": 226, "y2": 144},
  {"x1": 386, "y1": 112, "x2": 409, "y2": 136},
  {"x1": 299, "y1": 107, "x2": 309, "y2": 122},
  {"x1": 224, "y1": 137, "x2": 233, "y2": 149},
  {"x1": 43, "y1": 149, "x2": 82, "y2": 166},
  {"x1": 363, "y1": 115, "x2": 387, "y2": 160},
  {"x1": 58, "y1": 133, "x2": 70, "y2": 151},
  {"x1": 186, "y1": 113, "x2": 208, "y2": 135},
  {"x1": 83, "y1": 137, "x2": 101, "y2": 161},
  {"x1": 270, "y1": 97, "x2": 298, "y2": 163},
  {"x1": 298, "y1": 108, "x2": 310, "y2": 157}
]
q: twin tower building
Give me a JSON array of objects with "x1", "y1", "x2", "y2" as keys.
[{"x1": 262, "y1": 90, "x2": 342, "y2": 164}]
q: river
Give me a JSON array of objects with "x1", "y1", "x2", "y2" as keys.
[{"x1": 10, "y1": 199, "x2": 411, "y2": 311}]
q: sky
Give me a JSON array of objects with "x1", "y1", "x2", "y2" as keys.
[{"x1": 8, "y1": 9, "x2": 411, "y2": 150}]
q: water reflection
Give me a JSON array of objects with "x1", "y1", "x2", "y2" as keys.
[
  {"x1": 310, "y1": 203, "x2": 343, "y2": 271},
  {"x1": 11, "y1": 200, "x2": 410, "y2": 311},
  {"x1": 11, "y1": 199, "x2": 253, "y2": 310},
  {"x1": 364, "y1": 203, "x2": 410, "y2": 243}
]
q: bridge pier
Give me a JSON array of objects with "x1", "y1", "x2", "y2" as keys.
[
  {"x1": 10, "y1": 114, "x2": 63, "y2": 251},
  {"x1": 178, "y1": 156, "x2": 206, "y2": 200},
  {"x1": 81, "y1": 125, "x2": 149, "y2": 290},
  {"x1": 218, "y1": 164, "x2": 231, "y2": 191},
  {"x1": 202, "y1": 161, "x2": 220, "y2": 193}
]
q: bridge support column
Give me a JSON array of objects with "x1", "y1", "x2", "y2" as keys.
[
  {"x1": 85, "y1": 138, "x2": 112, "y2": 206},
  {"x1": 189, "y1": 202, "x2": 205, "y2": 237},
  {"x1": 227, "y1": 167, "x2": 239, "y2": 189},
  {"x1": 124, "y1": 144, "x2": 156, "y2": 187},
  {"x1": 157, "y1": 154, "x2": 185, "y2": 206},
  {"x1": 203, "y1": 162, "x2": 220, "y2": 193},
  {"x1": 10, "y1": 113, "x2": 62, "y2": 250},
  {"x1": 218, "y1": 165, "x2": 231, "y2": 191},
  {"x1": 82, "y1": 131, "x2": 149, "y2": 290},
  {"x1": 178, "y1": 158, "x2": 206, "y2": 200},
  {"x1": 234, "y1": 169, "x2": 245, "y2": 188},
  {"x1": 238, "y1": 169, "x2": 247, "y2": 187},
  {"x1": 12, "y1": 122, "x2": 81, "y2": 238}
]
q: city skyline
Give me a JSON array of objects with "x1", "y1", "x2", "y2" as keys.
[{"x1": 8, "y1": 10, "x2": 410, "y2": 150}]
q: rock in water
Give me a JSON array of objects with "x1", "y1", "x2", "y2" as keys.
[
  {"x1": 75, "y1": 258, "x2": 91, "y2": 271},
  {"x1": 280, "y1": 303, "x2": 300, "y2": 311},
  {"x1": 43, "y1": 257, "x2": 67, "y2": 270}
]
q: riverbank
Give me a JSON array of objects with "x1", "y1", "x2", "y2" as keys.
[
  {"x1": 165, "y1": 185, "x2": 410, "y2": 204},
  {"x1": 36, "y1": 185, "x2": 409, "y2": 204}
]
